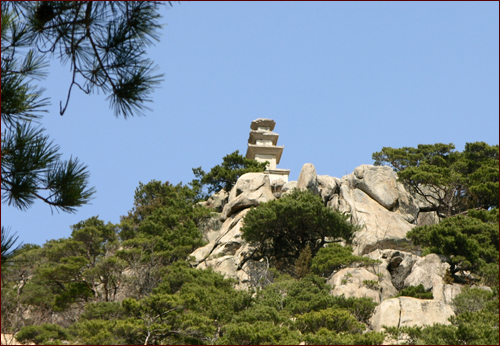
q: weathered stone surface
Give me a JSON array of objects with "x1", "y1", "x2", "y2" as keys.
[
  {"x1": 444, "y1": 284, "x2": 462, "y2": 305},
  {"x1": 222, "y1": 173, "x2": 275, "y2": 220},
  {"x1": 404, "y1": 253, "x2": 450, "y2": 302},
  {"x1": 328, "y1": 267, "x2": 382, "y2": 303},
  {"x1": 365, "y1": 249, "x2": 414, "y2": 299},
  {"x1": 353, "y1": 165, "x2": 399, "y2": 210},
  {"x1": 281, "y1": 181, "x2": 297, "y2": 197},
  {"x1": 317, "y1": 175, "x2": 340, "y2": 203},
  {"x1": 370, "y1": 297, "x2": 454, "y2": 332},
  {"x1": 417, "y1": 211, "x2": 440, "y2": 226},
  {"x1": 297, "y1": 163, "x2": 319, "y2": 195},
  {"x1": 395, "y1": 182, "x2": 420, "y2": 224},
  {"x1": 369, "y1": 298, "x2": 401, "y2": 331},
  {"x1": 197, "y1": 255, "x2": 239, "y2": 280},
  {"x1": 270, "y1": 179, "x2": 286, "y2": 192},
  {"x1": 190, "y1": 209, "x2": 249, "y2": 265},
  {"x1": 340, "y1": 187, "x2": 415, "y2": 255},
  {"x1": 198, "y1": 214, "x2": 223, "y2": 242},
  {"x1": 206, "y1": 189, "x2": 229, "y2": 211}
]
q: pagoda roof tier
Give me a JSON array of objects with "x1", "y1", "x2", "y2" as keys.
[
  {"x1": 265, "y1": 168, "x2": 290, "y2": 175},
  {"x1": 246, "y1": 144, "x2": 284, "y2": 164},
  {"x1": 248, "y1": 130, "x2": 279, "y2": 145},
  {"x1": 250, "y1": 118, "x2": 276, "y2": 131}
]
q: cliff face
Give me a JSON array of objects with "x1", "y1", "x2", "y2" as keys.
[{"x1": 189, "y1": 163, "x2": 463, "y2": 331}]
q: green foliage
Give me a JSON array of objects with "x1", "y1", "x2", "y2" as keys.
[
  {"x1": 372, "y1": 142, "x2": 498, "y2": 217},
  {"x1": 252, "y1": 273, "x2": 377, "y2": 322},
  {"x1": 68, "y1": 319, "x2": 124, "y2": 345},
  {"x1": 80, "y1": 302, "x2": 125, "y2": 321},
  {"x1": 407, "y1": 210, "x2": 499, "y2": 277},
  {"x1": 461, "y1": 142, "x2": 500, "y2": 210},
  {"x1": 294, "y1": 244, "x2": 312, "y2": 278},
  {"x1": 310, "y1": 243, "x2": 380, "y2": 277},
  {"x1": 338, "y1": 296, "x2": 378, "y2": 324},
  {"x1": 304, "y1": 328, "x2": 385, "y2": 345},
  {"x1": 2, "y1": 1, "x2": 168, "y2": 251},
  {"x1": 363, "y1": 280, "x2": 380, "y2": 290},
  {"x1": 115, "y1": 181, "x2": 212, "y2": 297},
  {"x1": 295, "y1": 308, "x2": 364, "y2": 334},
  {"x1": 7, "y1": 217, "x2": 125, "y2": 312},
  {"x1": 397, "y1": 284, "x2": 433, "y2": 299},
  {"x1": 16, "y1": 323, "x2": 69, "y2": 345},
  {"x1": 3, "y1": 1, "x2": 166, "y2": 118},
  {"x1": 191, "y1": 150, "x2": 268, "y2": 198},
  {"x1": 452, "y1": 286, "x2": 498, "y2": 315},
  {"x1": 1, "y1": 117, "x2": 95, "y2": 213},
  {"x1": 242, "y1": 189, "x2": 356, "y2": 272},
  {"x1": 219, "y1": 321, "x2": 301, "y2": 345},
  {"x1": 1, "y1": 226, "x2": 22, "y2": 265}
]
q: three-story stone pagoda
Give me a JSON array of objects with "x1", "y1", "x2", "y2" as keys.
[{"x1": 245, "y1": 118, "x2": 290, "y2": 183}]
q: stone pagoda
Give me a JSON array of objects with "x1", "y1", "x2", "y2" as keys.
[{"x1": 245, "y1": 118, "x2": 290, "y2": 183}]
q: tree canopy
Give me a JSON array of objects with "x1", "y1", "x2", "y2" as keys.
[
  {"x1": 372, "y1": 142, "x2": 498, "y2": 217},
  {"x1": 2, "y1": 2, "x2": 167, "y2": 213},
  {"x1": 191, "y1": 150, "x2": 268, "y2": 199},
  {"x1": 241, "y1": 189, "x2": 357, "y2": 273},
  {"x1": 407, "y1": 208, "x2": 499, "y2": 283}
]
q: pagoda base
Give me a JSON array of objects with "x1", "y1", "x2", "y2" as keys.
[{"x1": 265, "y1": 168, "x2": 290, "y2": 184}]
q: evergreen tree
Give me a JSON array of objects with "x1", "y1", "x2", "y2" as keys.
[
  {"x1": 2, "y1": 1, "x2": 168, "y2": 235},
  {"x1": 372, "y1": 142, "x2": 498, "y2": 217},
  {"x1": 1, "y1": 226, "x2": 22, "y2": 265},
  {"x1": 1, "y1": 9, "x2": 95, "y2": 212},
  {"x1": 191, "y1": 150, "x2": 268, "y2": 199},
  {"x1": 407, "y1": 208, "x2": 499, "y2": 280},
  {"x1": 242, "y1": 189, "x2": 356, "y2": 272}
]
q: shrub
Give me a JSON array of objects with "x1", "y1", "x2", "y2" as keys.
[
  {"x1": 242, "y1": 190, "x2": 356, "y2": 271},
  {"x1": 311, "y1": 243, "x2": 379, "y2": 277},
  {"x1": 397, "y1": 284, "x2": 433, "y2": 299}
]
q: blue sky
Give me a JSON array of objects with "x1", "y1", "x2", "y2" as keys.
[{"x1": 3, "y1": 1, "x2": 499, "y2": 246}]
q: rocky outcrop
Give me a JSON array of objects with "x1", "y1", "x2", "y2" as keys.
[
  {"x1": 191, "y1": 173, "x2": 278, "y2": 289},
  {"x1": 281, "y1": 180, "x2": 297, "y2": 196},
  {"x1": 336, "y1": 183, "x2": 415, "y2": 255},
  {"x1": 353, "y1": 164, "x2": 399, "y2": 210},
  {"x1": 190, "y1": 161, "x2": 464, "y2": 332},
  {"x1": 297, "y1": 163, "x2": 319, "y2": 195},
  {"x1": 417, "y1": 211, "x2": 440, "y2": 226},
  {"x1": 328, "y1": 267, "x2": 384, "y2": 304},
  {"x1": 221, "y1": 173, "x2": 275, "y2": 220},
  {"x1": 317, "y1": 175, "x2": 340, "y2": 204},
  {"x1": 370, "y1": 297, "x2": 455, "y2": 332},
  {"x1": 403, "y1": 253, "x2": 461, "y2": 303},
  {"x1": 270, "y1": 178, "x2": 286, "y2": 198}
]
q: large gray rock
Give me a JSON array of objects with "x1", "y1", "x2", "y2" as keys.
[
  {"x1": 317, "y1": 175, "x2": 340, "y2": 204},
  {"x1": 395, "y1": 182, "x2": 420, "y2": 224},
  {"x1": 370, "y1": 297, "x2": 454, "y2": 332},
  {"x1": 205, "y1": 189, "x2": 229, "y2": 211},
  {"x1": 270, "y1": 179, "x2": 286, "y2": 198},
  {"x1": 404, "y1": 253, "x2": 451, "y2": 302},
  {"x1": 353, "y1": 165, "x2": 399, "y2": 210},
  {"x1": 221, "y1": 173, "x2": 275, "y2": 220},
  {"x1": 339, "y1": 186, "x2": 415, "y2": 255},
  {"x1": 365, "y1": 249, "x2": 416, "y2": 297},
  {"x1": 417, "y1": 211, "x2": 440, "y2": 226},
  {"x1": 328, "y1": 267, "x2": 382, "y2": 303},
  {"x1": 190, "y1": 209, "x2": 250, "y2": 265},
  {"x1": 281, "y1": 181, "x2": 297, "y2": 197},
  {"x1": 297, "y1": 163, "x2": 319, "y2": 195},
  {"x1": 193, "y1": 208, "x2": 260, "y2": 289}
]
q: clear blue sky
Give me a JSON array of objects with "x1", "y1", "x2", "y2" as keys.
[{"x1": 3, "y1": 1, "x2": 499, "y2": 246}]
